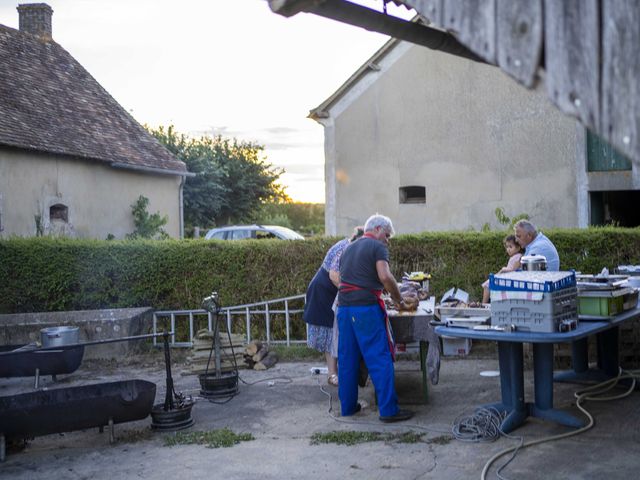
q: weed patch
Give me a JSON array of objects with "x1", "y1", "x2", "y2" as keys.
[
  {"x1": 310, "y1": 430, "x2": 425, "y2": 446},
  {"x1": 426, "y1": 435, "x2": 452, "y2": 445},
  {"x1": 164, "y1": 428, "x2": 254, "y2": 448}
]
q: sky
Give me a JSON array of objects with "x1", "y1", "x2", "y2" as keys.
[{"x1": 0, "y1": 0, "x2": 412, "y2": 203}]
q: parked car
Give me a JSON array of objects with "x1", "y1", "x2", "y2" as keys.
[{"x1": 204, "y1": 225, "x2": 304, "y2": 241}]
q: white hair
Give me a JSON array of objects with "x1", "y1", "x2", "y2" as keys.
[
  {"x1": 364, "y1": 214, "x2": 395, "y2": 237},
  {"x1": 514, "y1": 220, "x2": 537, "y2": 235}
]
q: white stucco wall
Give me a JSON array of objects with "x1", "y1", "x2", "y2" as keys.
[
  {"x1": 322, "y1": 42, "x2": 581, "y2": 236},
  {"x1": 0, "y1": 150, "x2": 182, "y2": 239}
]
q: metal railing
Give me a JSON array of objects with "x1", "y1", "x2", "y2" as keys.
[{"x1": 152, "y1": 294, "x2": 307, "y2": 348}]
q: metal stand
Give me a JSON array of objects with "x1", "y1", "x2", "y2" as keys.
[
  {"x1": 150, "y1": 332, "x2": 195, "y2": 431},
  {"x1": 199, "y1": 292, "x2": 239, "y2": 399}
]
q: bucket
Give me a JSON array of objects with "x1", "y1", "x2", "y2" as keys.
[{"x1": 40, "y1": 326, "x2": 79, "y2": 348}]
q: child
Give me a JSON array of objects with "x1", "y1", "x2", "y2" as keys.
[{"x1": 482, "y1": 234, "x2": 524, "y2": 303}]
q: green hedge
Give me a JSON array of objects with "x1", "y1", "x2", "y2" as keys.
[{"x1": 1, "y1": 227, "x2": 639, "y2": 314}]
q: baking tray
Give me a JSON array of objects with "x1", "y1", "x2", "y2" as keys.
[{"x1": 436, "y1": 304, "x2": 491, "y2": 318}]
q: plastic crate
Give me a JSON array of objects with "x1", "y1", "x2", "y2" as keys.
[
  {"x1": 491, "y1": 287, "x2": 578, "y2": 333},
  {"x1": 490, "y1": 271, "x2": 576, "y2": 293},
  {"x1": 623, "y1": 290, "x2": 639, "y2": 310},
  {"x1": 578, "y1": 296, "x2": 624, "y2": 317}
]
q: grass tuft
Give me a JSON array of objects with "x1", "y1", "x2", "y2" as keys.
[
  {"x1": 164, "y1": 428, "x2": 254, "y2": 448},
  {"x1": 310, "y1": 430, "x2": 425, "y2": 446}
]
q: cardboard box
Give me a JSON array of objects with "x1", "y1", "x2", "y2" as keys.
[{"x1": 442, "y1": 336, "x2": 471, "y2": 356}]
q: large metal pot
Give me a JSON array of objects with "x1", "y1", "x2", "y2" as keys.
[
  {"x1": 521, "y1": 254, "x2": 547, "y2": 271},
  {"x1": 40, "y1": 326, "x2": 79, "y2": 348}
]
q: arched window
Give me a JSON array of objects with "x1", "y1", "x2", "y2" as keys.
[
  {"x1": 399, "y1": 186, "x2": 426, "y2": 204},
  {"x1": 49, "y1": 203, "x2": 69, "y2": 222}
]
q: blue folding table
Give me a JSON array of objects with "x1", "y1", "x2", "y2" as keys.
[{"x1": 435, "y1": 306, "x2": 640, "y2": 433}]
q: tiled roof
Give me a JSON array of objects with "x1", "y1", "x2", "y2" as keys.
[{"x1": 0, "y1": 24, "x2": 187, "y2": 174}]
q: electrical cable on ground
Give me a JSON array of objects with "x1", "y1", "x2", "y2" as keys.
[{"x1": 481, "y1": 368, "x2": 639, "y2": 480}]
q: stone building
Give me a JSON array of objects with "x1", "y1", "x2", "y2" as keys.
[{"x1": 0, "y1": 3, "x2": 190, "y2": 239}]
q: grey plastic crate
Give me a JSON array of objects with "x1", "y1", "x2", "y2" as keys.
[{"x1": 491, "y1": 287, "x2": 578, "y2": 333}]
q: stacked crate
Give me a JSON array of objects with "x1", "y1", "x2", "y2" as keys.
[{"x1": 489, "y1": 271, "x2": 578, "y2": 333}]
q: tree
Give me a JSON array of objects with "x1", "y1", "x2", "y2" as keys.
[
  {"x1": 149, "y1": 125, "x2": 289, "y2": 230},
  {"x1": 254, "y1": 202, "x2": 324, "y2": 236}
]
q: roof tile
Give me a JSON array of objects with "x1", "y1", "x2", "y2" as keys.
[{"x1": 0, "y1": 24, "x2": 187, "y2": 174}]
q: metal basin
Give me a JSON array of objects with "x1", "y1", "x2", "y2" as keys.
[
  {"x1": 0, "y1": 379, "x2": 156, "y2": 440},
  {"x1": 0, "y1": 344, "x2": 84, "y2": 378}
]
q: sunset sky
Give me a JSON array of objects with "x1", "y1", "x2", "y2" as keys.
[{"x1": 0, "y1": 0, "x2": 412, "y2": 202}]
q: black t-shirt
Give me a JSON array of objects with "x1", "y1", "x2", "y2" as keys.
[{"x1": 338, "y1": 237, "x2": 389, "y2": 306}]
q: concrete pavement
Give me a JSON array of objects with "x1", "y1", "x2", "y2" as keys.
[{"x1": 0, "y1": 350, "x2": 639, "y2": 479}]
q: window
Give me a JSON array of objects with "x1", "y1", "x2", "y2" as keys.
[
  {"x1": 399, "y1": 186, "x2": 426, "y2": 204},
  {"x1": 230, "y1": 229, "x2": 252, "y2": 240},
  {"x1": 256, "y1": 230, "x2": 277, "y2": 239},
  {"x1": 50, "y1": 203, "x2": 69, "y2": 222},
  {"x1": 210, "y1": 231, "x2": 226, "y2": 240}
]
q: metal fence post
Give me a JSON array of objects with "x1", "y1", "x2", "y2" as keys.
[
  {"x1": 245, "y1": 306, "x2": 251, "y2": 343},
  {"x1": 285, "y1": 299, "x2": 291, "y2": 346}
]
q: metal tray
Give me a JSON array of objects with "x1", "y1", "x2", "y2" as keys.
[{"x1": 436, "y1": 304, "x2": 491, "y2": 318}]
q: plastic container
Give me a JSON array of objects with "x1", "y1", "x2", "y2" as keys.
[
  {"x1": 578, "y1": 296, "x2": 624, "y2": 317},
  {"x1": 490, "y1": 271, "x2": 576, "y2": 293},
  {"x1": 442, "y1": 336, "x2": 471, "y2": 356},
  {"x1": 623, "y1": 290, "x2": 639, "y2": 310},
  {"x1": 491, "y1": 287, "x2": 578, "y2": 332}
]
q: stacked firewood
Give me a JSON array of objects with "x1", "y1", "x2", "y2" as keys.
[
  {"x1": 186, "y1": 329, "x2": 246, "y2": 374},
  {"x1": 243, "y1": 341, "x2": 279, "y2": 370}
]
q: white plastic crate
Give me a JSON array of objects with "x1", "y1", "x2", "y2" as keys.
[
  {"x1": 490, "y1": 287, "x2": 578, "y2": 333},
  {"x1": 442, "y1": 336, "x2": 471, "y2": 356}
]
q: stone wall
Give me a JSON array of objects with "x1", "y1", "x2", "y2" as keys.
[{"x1": 0, "y1": 307, "x2": 154, "y2": 359}]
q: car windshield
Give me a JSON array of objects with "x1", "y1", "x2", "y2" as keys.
[{"x1": 266, "y1": 226, "x2": 304, "y2": 240}]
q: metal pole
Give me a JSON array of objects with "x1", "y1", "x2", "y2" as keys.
[
  {"x1": 285, "y1": 299, "x2": 291, "y2": 347},
  {"x1": 162, "y1": 331, "x2": 174, "y2": 411}
]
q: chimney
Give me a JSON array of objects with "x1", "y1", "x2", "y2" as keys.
[{"x1": 17, "y1": 3, "x2": 53, "y2": 40}]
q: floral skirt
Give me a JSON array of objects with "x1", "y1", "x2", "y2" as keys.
[{"x1": 307, "y1": 324, "x2": 334, "y2": 354}]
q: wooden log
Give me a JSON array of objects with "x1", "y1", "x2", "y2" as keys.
[
  {"x1": 245, "y1": 340, "x2": 263, "y2": 356},
  {"x1": 244, "y1": 357, "x2": 256, "y2": 369},
  {"x1": 252, "y1": 346, "x2": 269, "y2": 363},
  {"x1": 254, "y1": 351, "x2": 279, "y2": 371}
]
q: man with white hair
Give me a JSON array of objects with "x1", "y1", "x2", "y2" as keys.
[
  {"x1": 514, "y1": 220, "x2": 560, "y2": 271},
  {"x1": 336, "y1": 214, "x2": 414, "y2": 423}
]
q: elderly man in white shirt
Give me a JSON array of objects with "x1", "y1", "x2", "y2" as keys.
[{"x1": 514, "y1": 220, "x2": 560, "y2": 271}]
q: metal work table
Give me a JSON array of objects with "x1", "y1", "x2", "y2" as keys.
[
  {"x1": 435, "y1": 306, "x2": 640, "y2": 433},
  {"x1": 388, "y1": 297, "x2": 437, "y2": 402}
]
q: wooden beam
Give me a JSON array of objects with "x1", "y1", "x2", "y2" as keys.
[{"x1": 269, "y1": 0, "x2": 485, "y2": 63}]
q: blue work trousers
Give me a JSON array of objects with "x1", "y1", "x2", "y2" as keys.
[{"x1": 337, "y1": 304, "x2": 398, "y2": 417}]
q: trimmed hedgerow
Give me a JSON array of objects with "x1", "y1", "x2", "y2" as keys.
[{"x1": 1, "y1": 227, "x2": 639, "y2": 315}]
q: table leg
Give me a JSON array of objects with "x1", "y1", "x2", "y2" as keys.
[
  {"x1": 481, "y1": 342, "x2": 528, "y2": 433},
  {"x1": 597, "y1": 327, "x2": 619, "y2": 377},
  {"x1": 530, "y1": 343, "x2": 585, "y2": 428},
  {"x1": 555, "y1": 326, "x2": 622, "y2": 384},
  {"x1": 572, "y1": 338, "x2": 589, "y2": 373},
  {"x1": 500, "y1": 342, "x2": 528, "y2": 433},
  {"x1": 419, "y1": 340, "x2": 428, "y2": 402}
]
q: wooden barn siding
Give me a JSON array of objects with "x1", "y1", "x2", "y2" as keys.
[{"x1": 402, "y1": 0, "x2": 640, "y2": 164}]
